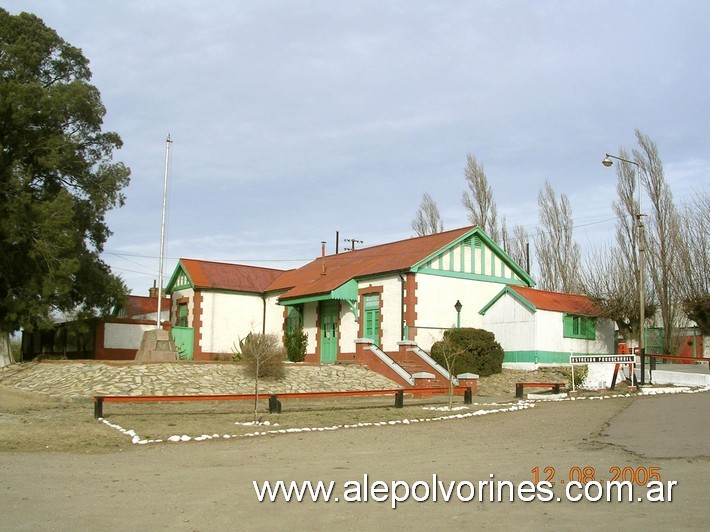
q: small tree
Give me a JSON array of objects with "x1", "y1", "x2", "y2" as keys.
[
  {"x1": 432, "y1": 336, "x2": 465, "y2": 410},
  {"x1": 284, "y1": 327, "x2": 308, "y2": 362},
  {"x1": 232, "y1": 333, "x2": 285, "y2": 422}
]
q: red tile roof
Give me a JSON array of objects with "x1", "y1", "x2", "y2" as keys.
[
  {"x1": 123, "y1": 295, "x2": 171, "y2": 317},
  {"x1": 509, "y1": 286, "x2": 604, "y2": 317},
  {"x1": 179, "y1": 259, "x2": 286, "y2": 293},
  {"x1": 268, "y1": 226, "x2": 475, "y2": 300}
]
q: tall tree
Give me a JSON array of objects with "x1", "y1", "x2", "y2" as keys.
[
  {"x1": 0, "y1": 9, "x2": 130, "y2": 366},
  {"x1": 499, "y1": 216, "x2": 530, "y2": 271},
  {"x1": 535, "y1": 181, "x2": 581, "y2": 293},
  {"x1": 583, "y1": 147, "x2": 655, "y2": 346},
  {"x1": 461, "y1": 153, "x2": 500, "y2": 241},
  {"x1": 411, "y1": 192, "x2": 444, "y2": 236},
  {"x1": 634, "y1": 130, "x2": 683, "y2": 354},
  {"x1": 677, "y1": 188, "x2": 710, "y2": 354}
]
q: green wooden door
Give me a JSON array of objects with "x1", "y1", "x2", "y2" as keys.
[
  {"x1": 172, "y1": 327, "x2": 194, "y2": 360},
  {"x1": 320, "y1": 301, "x2": 339, "y2": 363}
]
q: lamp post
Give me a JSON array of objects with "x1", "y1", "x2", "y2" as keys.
[
  {"x1": 602, "y1": 153, "x2": 644, "y2": 387},
  {"x1": 454, "y1": 300, "x2": 462, "y2": 328}
]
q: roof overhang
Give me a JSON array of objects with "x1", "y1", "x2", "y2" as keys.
[{"x1": 278, "y1": 279, "x2": 359, "y2": 307}]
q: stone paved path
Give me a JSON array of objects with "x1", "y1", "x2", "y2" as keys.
[{"x1": 0, "y1": 361, "x2": 399, "y2": 401}]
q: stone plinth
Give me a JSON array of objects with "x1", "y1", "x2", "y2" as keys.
[{"x1": 135, "y1": 329, "x2": 178, "y2": 362}]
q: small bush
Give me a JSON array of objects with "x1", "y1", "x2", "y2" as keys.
[
  {"x1": 431, "y1": 328, "x2": 504, "y2": 377},
  {"x1": 234, "y1": 333, "x2": 286, "y2": 379},
  {"x1": 284, "y1": 327, "x2": 308, "y2": 362},
  {"x1": 569, "y1": 365, "x2": 588, "y2": 389}
]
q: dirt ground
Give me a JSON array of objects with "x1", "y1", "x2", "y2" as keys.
[{"x1": 1, "y1": 372, "x2": 707, "y2": 530}]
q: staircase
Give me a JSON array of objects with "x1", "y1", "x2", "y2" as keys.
[{"x1": 354, "y1": 339, "x2": 456, "y2": 389}]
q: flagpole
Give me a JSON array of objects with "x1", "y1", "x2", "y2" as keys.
[{"x1": 156, "y1": 134, "x2": 172, "y2": 329}]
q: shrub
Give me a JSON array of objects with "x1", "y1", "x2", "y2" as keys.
[
  {"x1": 431, "y1": 328, "x2": 504, "y2": 377},
  {"x1": 569, "y1": 365, "x2": 588, "y2": 389},
  {"x1": 284, "y1": 327, "x2": 308, "y2": 362},
  {"x1": 234, "y1": 333, "x2": 286, "y2": 379}
]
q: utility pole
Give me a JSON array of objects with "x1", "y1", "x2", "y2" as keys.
[{"x1": 343, "y1": 238, "x2": 363, "y2": 251}]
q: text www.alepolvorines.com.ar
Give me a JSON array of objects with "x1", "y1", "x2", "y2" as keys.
[{"x1": 253, "y1": 474, "x2": 677, "y2": 508}]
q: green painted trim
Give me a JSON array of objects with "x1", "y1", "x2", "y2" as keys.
[
  {"x1": 166, "y1": 262, "x2": 194, "y2": 293},
  {"x1": 503, "y1": 350, "x2": 610, "y2": 364},
  {"x1": 279, "y1": 293, "x2": 332, "y2": 305},
  {"x1": 279, "y1": 279, "x2": 358, "y2": 307},
  {"x1": 479, "y1": 285, "x2": 537, "y2": 315},
  {"x1": 418, "y1": 267, "x2": 529, "y2": 286},
  {"x1": 331, "y1": 279, "x2": 358, "y2": 301},
  {"x1": 411, "y1": 227, "x2": 535, "y2": 287}
]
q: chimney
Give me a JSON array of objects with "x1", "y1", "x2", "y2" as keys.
[
  {"x1": 148, "y1": 279, "x2": 158, "y2": 298},
  {"x1": 321, "y1": 241, "x2": 327, "y2": 276}
]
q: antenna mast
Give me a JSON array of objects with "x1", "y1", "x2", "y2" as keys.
[{"x1": 156, "y1": 134, "x2": 172, "y2": 329}]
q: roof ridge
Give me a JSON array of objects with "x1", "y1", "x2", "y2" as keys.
[
  {"x1": 180, "y1": 258, "x2": 286, "y2": 273},
  {"x1": 322, "y1": 225, "x2": 476, "y2": 258},
  {"x1": 512, "y1": 285, "x2": 590, "y2": 299}
]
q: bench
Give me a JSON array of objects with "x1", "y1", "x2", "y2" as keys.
[
  {"x1": 93, "y1": 386, "x2": 475, "y2": 418},
  {"x1": 515, "y1": 382, "x2": 565, "y2": 398}
]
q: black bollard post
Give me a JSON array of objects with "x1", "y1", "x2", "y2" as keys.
[
  {"x1": 394, "y1": 389, "x2": 404, "y2": 409},
  {"x1": 94, "y1": 396, "x2": 104, "y2": 419},
  {"x1": 269, "y1": 394, "x2": 281, "y2": 414},
  {"x1": 463, "y1": 387, "x2": 472, "y2": 405}
]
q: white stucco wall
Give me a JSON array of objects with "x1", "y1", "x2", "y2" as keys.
[
  {"x1": 338, "y1": 303, "x2": 359, "y2": 353},
  {"x1": 301, "y1": 303, "x2": 318, "y2": 354},
  {"x1": 104, "y1": 323, "x2": 155, "y2": 349},
  {"x1": 413, "y1": 274, "x2": 512, "y2": 350},
  {"x1": 482, "y1": 292, "x2": 615, "y2": 366},
  {"x1": 534, "y1": 309, "x2": 614, "y2": 355},
  {"x1": 199, "y1": 291, "x2": 282, "y2": 354}
]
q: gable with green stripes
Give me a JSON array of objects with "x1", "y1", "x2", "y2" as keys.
[
  {"x1": 166, "y1": 263, "x2": 193, "y2": 293},
  {"x1": 412, "y1": 228, "x2": 534, "y2": 287}
]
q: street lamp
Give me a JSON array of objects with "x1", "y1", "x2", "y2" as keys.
[
  {"x1": 454, "y1": 300, "x2": 463, "y2": 328},
  {"x1": 602, "y1": 153, "x2": 645, "y2": 386}
]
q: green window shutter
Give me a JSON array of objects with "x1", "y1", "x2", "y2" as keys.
[
  {"x1": 563, "y1": 314, "x2": 574, "y2": 338},
  {"x1": 363, "y1": 293, "x2": 380, "y2": 346},
  {"x1": 178, "y1": 303, "x2": 188, "y2": 327},
  {"x1": 586, "y1": 318, "x2": 597, "y2": 340}
]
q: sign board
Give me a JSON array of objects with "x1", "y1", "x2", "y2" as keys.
[{"x1": 570, "y1": 355, "x2": 635, "y2": 364}]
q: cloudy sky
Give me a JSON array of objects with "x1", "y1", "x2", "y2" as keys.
[{"x1": 5, "y1": 1, "x2": 709, "y2": 295}]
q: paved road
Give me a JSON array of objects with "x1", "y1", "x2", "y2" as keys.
[{"x1": 1, "y1": 390, "x2": 708, "y2": 530}]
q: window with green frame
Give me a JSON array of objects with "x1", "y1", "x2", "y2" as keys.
[
  {"x1": 286, "y1": 306, "x2": 303, "y2": 333},
  {"x1": 177, "y1": 303, "x2": 188, "y2": 327},
  {"x1": 563, "y1": 314, "x2": 596, "y2": 340},
  {"x1": 363, "y1": 293, "x2": 380, "y2": 347}
]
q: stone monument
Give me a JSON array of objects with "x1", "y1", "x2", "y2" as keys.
[{"x1": 135, "y1": 328, "x2": 178, "y2": 362}]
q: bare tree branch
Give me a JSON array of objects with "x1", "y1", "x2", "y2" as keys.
[{"x1": 411, "y1": 192, "x2": 444, "y2": 236}]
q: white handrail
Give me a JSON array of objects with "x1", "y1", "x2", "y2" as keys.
[
  {"x1": 409, "y1": 346, "x2": 459, "y2": 386},
  {"x1": 367, "y1": 345, "x2": 415, "y2": 386}
]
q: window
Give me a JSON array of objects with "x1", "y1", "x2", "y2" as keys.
[
  {"x1": 287, "y1": 306, "x2": 303, "y2": 333},
  {"x1": 563, "y1": 314, "x2": 596, "y2": 340},
  {"x1": 363, "y1": 293, "x2": 380, "y2": 346},
  {"x1": 177, "y1": 303, "x2": 188, "y2": 327}
]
